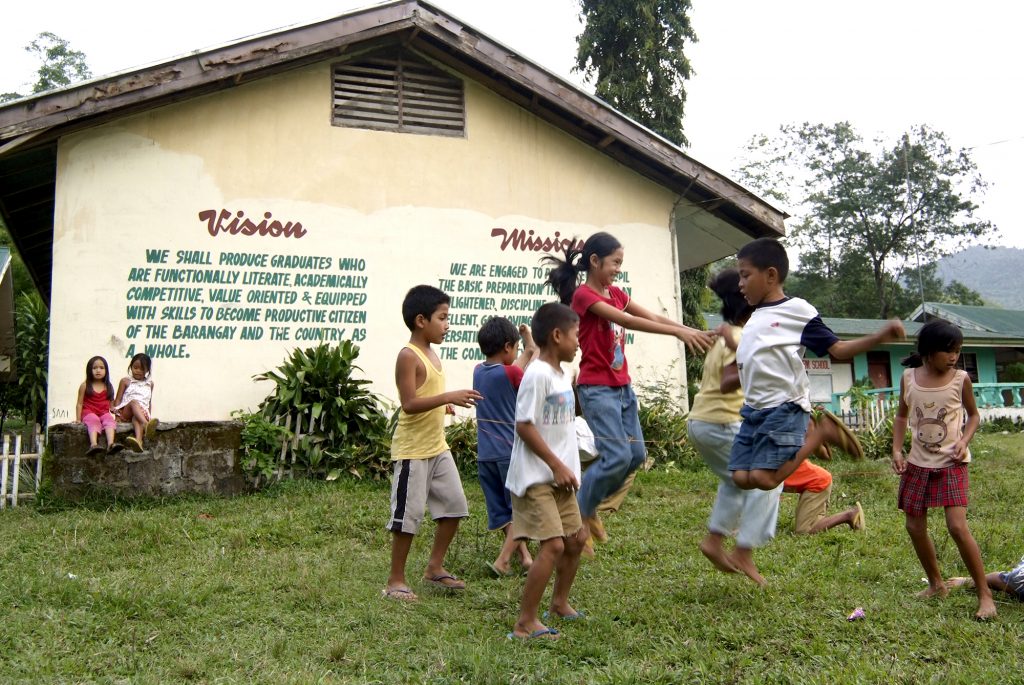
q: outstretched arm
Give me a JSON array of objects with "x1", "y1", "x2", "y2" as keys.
[
  {"x1": 395, "y1": 348, "x2": 481, "y2": 414},
  {"x1": 589, "y1": 300, "x2": 714, "y2": 353},
  {"x1": 513, "y1": 324, "x2": 539, "y2": 370},
  {"x1": 829, "y1": 320, "x2": 905, "y2": 361}
]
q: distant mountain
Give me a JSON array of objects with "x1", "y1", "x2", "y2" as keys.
[{"x1": 935, "y1": 246, "x2": 1024, "y2": 310}]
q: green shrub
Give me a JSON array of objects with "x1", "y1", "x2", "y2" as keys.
[
  {"x1": 253, "y1": 342, "x2": 394, "y2": 481},
  {"x1": 978, "y1": 415, "x2": 1024, "y2": 433},
  {"x1": 635, "y1": 372, "x2": 698, "y2": 468},
  {"x1": 15, "y1": 293, "x2": 48, "y2": 428},
  {"x1": 232, "y1": 410, "x2": 292, "y2": 484},
  {"x1": 850, "y1": 407, "x2": 910, "y2": 460},
  {"x1": 999, "y1": 362, "x2": 1024, "y2": 383},
  {"x1": 444, "y1": 418, "x2": 478, "y2": 476}
]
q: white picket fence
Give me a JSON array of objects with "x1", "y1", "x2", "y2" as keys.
[{"x1": 0, "y1": 428, "x2": 44, "y2": 509}]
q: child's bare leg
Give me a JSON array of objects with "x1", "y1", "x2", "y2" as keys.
[
  {"x1": 513, "y1": 536, "x2": 562, "y2": 638},
  {"x1": 517, "y1": 541, "x2": 533, "y2": 570},
  {"x1": 386, "y1": 531, "x2": 417, "y2": 598},
  {"x1": 423, "y1": 517, "x2": 464, "y2": 588},
  {"x1": 492, "y1": 524, "x2": 519, "y2": 575},
  {"x1": 806, "y1": 507, "x2": 858, "y2": 534},
  {"x1": 700, "y1": 532, "x2": 738, "y2": 573},
  {"x1": 728, "y1": 547, "x2": 767, "y2": 587},
  {"x1": 944, "y1": 506, "x2": 996, "y2": 619},
  {"x1": 548, "y1": 526, "x2": 585, "y2": 617},
  {"x1": 906, "y1": 513, "x2": 947, "y2": 598},
  {"x1": 86, "y1": 426, "x2": 100, "y2": 448},
  {"x1": 103, "y1": 425, "x2": 117, "y2": 449}
]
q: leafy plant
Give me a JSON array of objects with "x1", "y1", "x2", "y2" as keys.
[
  {"x1": 634, "y1": 371, "x2": 698, "y2": 467},
  {"x1": 852, "y1": 407, "x2": 910, "y2": 460},
  {"x1": 444, "y1": 418, "x2": 478, "y2": 476},
  {"x1": 15, "y1": 292, "x2": 49, "y2": 428},
  {"x1": 232, "y1": 410, "x2": 292, "y2": 485},
  {"x1": 253, "y1": 342, "x2": 393, "y2": 481}
]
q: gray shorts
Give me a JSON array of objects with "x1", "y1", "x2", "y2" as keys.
[
  {"x1": 999, "y1": 555, "x2": 1024, "y2": 601},
  {"x1": 387, "y1": 451, "x2": 468, "y2": 535}
]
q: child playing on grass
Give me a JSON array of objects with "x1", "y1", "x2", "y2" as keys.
[
  {"x1": 727, "y1": 237, "x2": 905, "y2": 491},
  {"x1": 506, "y1": 302, "x2": 584, "y2": 640},
  {"x1": 784, "y1": 458, "x2": 864, "y2": 535},
  {"x1": 112, "y1": 353, "x2": 158, "y2": 452},
  {"x1": 948, "y1": 554, "x2": 1024, "y2": 604},
  {"x1": 544, "y1": 231, "x2": 714, "y2": 546},
  {"x1": 76, "y1": 356, "x2": 123, "y2": 456},
  {"x1": 473, "y1": 316, "x2": 537, "y2": 577},
  {"x1": 891, "y1": 318, "x2": 996, "y2": 620},
  {"x1": 383, "y1": 285, "x2": 483, "y2": 602}
]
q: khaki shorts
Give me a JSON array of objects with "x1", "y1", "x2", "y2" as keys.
[
  {"x1": 793, "y1": 484, "x2": 831, "y2": 534},
  {"x1": 387, "y1": 451, "x2": 468, "y2": 535},
  {"x1": 511, "y1": 483, "x2": 583, "y2": 541}
]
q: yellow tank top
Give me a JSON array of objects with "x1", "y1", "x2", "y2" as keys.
[
  {"x1": 391, "y1": 344, "x2": 449, "y2": 459},
  {"x1": 688, "y1": 327, "x2": 745, "y2": 424}
]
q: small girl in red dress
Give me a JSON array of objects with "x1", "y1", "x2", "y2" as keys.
[{"x1": 76, "y1": 356, "x2": 123, "y2": 455}]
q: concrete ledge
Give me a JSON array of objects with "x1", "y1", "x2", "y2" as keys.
[{"x1": 48, "y1": 421, "x2": 247, "y2": 499}]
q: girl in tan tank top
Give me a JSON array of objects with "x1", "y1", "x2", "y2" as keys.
[{"x1": 891, "y1": 319, "x2": 995, "y2": 620}]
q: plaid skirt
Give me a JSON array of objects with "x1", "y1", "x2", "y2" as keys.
[{"x1": 898, "y1": 462, "x2": 969, "y2": 516}]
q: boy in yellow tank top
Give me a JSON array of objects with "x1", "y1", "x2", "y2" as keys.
[{"x1": 384, "y1": 285, "x2": 483, "y2": 601}]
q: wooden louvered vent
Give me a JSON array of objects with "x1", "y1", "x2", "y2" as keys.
[{"x1": 332, "y1": 52, "x2": 465, "y2": 137}]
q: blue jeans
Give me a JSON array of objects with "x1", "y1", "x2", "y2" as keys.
[
  {"x1": 688, "y1": 418, "x2": 782, "y2": 548},
  {"x1": 577, "y1": 384, "x2": 646, "y2": 517}
]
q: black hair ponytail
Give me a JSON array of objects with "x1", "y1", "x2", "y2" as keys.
[{"x1": 541, "y1": 232, "x2": 622, "y2": 305}]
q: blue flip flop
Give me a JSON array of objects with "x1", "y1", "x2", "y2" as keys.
[
  {"x1": 506, "y1": 627, "x2": 560, "y2": 641},
  {"x1": 542, "y1": 610, "x2": 586, "y2": 621}
]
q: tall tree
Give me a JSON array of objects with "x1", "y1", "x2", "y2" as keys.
[
  {"x1": 737, "y1": 122, "x2": 994, "y2": 318},
  {"x1": 0, "y1": 31, "x2": 91, "y2": 102},
  {"x1": 575, "y1": 0, "x2": 705, "y2": 388},
  {"x1": 575, "y1": 0, "x2": 696, "y2": 147}
]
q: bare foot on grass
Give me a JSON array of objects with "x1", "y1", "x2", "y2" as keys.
[
  {"x1": 699, "y1": 537, "x2": 738, "y2": 574},
  {"x1": 975, "y1": 596, "x2": 997, "y2": 621},
  {"x1": 917, "y1": 584, "x2": 949, "y2": 599},
  {"x1": 728, "y1": 549, "x2": 767, "y2": 587},
  {"x1": 946, "y1": 576, "x2": 975, "y2": 589}
]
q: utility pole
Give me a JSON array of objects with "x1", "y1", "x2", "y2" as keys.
[{"x1": 904, "y1": 134, "x2": 926, "y2": 319}]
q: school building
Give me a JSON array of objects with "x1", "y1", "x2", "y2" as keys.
[{"x1": 0, "y1": 0, "x2": 784, "y2": 424}]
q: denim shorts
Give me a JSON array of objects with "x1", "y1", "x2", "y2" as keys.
[
  {"x1": 477, "y1": 459, "x2": 513, "y2": 531},
  {"x1": 1000, "y1": 556, "x2": 1024, "y2": 601},
  {"x1": 728, "y1": 402, "x2": 809, "y2": 472}
]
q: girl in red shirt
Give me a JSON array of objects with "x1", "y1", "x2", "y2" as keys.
[
  {"x1": 543, "y1": 232, "x2": 713, "y2": 543},
  {"x1": 76, "y1": 356, "x2": 123, "y2": 456}
]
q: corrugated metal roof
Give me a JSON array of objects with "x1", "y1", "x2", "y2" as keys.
[
  {"x1": 704, "y1": 311, "x2": 1024, "y2": 345},
  {"x1": 912, "y1": 302, "x2": 1024, "y2": 335}
]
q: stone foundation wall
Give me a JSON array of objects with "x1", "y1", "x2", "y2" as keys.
[{"x1": 48, "y1": 421, "x2": 247, "y2": 499}]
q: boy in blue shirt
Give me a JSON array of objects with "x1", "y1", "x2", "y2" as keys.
[{"x1": 473, "y1": 316, "x2": 537, "y2": 577}]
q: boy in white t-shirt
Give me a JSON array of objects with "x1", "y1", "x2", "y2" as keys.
[
  {"x1": 728, "y1": 238, "x2": 905, "y2": 491},
  {"x1": 506, "y1": 302, "x2": 586, "y2": 641}
]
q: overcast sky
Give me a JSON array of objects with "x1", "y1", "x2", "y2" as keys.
[{"x1": 2, "y1": 0, "x2": 1021, "y2": 250}]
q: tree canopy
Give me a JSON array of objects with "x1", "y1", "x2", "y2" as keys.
[
  {"x1": 737, "y1": 122, "x2": 994, "y2": 319},
  {"x1": 0, "y1": 31, "x2": 91, "y2": 102},
  {"x1": 575, "y1": 0, "x2": 697, "y2": 147}
]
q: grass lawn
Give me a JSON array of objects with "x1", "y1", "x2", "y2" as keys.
[{"x1": 2, "y1": 434, "x2": 1022, "y2": 684}]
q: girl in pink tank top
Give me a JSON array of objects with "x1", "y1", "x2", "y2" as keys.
[{"x1": 891, "y1": 319, "x2": 995, "y2": 620}]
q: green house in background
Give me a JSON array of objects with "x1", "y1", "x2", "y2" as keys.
[{"x1": 706, "y1": 301, "x2": 1024, "y2": 414}]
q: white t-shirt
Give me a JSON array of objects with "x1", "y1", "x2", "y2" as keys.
[
  {"x1": 736, "y1": 297, "x2": 838, "y2": 412},
  {"x1": 506, "y1": 360, "x2": 580, "y2": 497}
]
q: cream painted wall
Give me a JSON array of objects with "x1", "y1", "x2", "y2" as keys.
[{"x1": 48, "y1": 56, "x2": 691, "y2": 425}]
